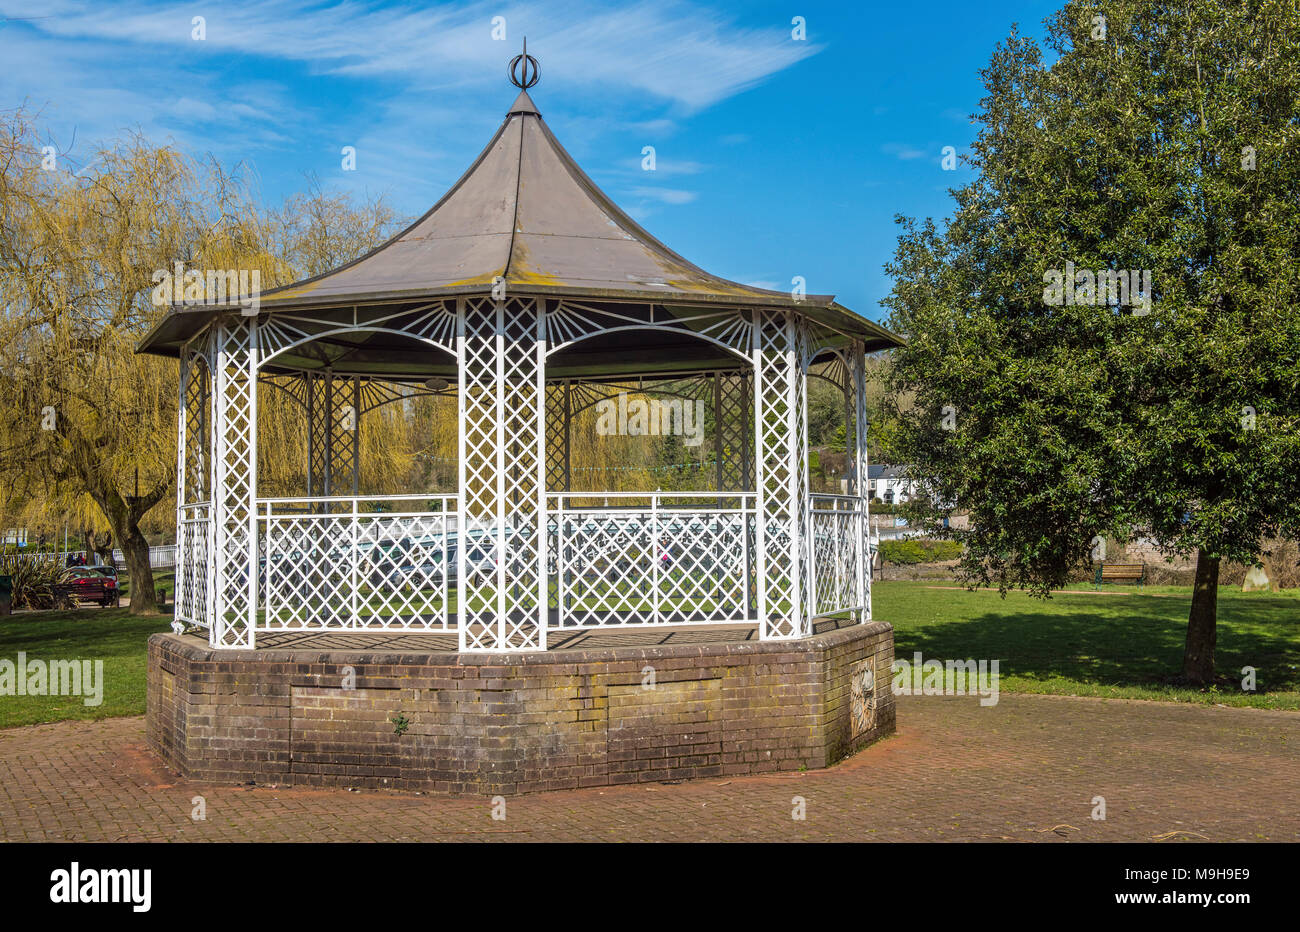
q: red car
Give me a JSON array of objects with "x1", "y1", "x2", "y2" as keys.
[{"x1": 59, "y1": 567, "x2": 119, "y2": 607}]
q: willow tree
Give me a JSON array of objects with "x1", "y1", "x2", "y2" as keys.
[
  {"x1": 0, "y1": 108, "x2": 401, "y2": 613},
  {"x1": 883, "y1": 1, "x2": 1300, "y2": 684}
]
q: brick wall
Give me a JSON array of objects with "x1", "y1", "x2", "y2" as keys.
[{"x1": 147, "y1": 622, "x2": 895, "y2": 795}]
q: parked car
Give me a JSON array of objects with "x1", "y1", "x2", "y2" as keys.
[
  {"x1": 57, "y1": 567, "x2": 119, "y2": 607},
  {"x1": 368, "y1": 534, "x2": 497, "y2": 588}
]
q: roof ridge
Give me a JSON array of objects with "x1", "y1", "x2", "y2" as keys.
[{"x1": 501, "y1": 113, "x2": 528, "y2": 285}]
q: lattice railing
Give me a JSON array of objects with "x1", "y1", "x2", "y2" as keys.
[
  {"x1": 193, "y1": 488, "x2": 864, "y2": 637},
  {"x1": 255, "y1": 495, "x2": 457, "y2": 631},
  {"x1": 175, "y1": 501, "x2": 211, "y2": 627},
  {"x1": 547, "y1": 492, "x2": 756, "y2": 628},
  {"x1": 809, "y1": 494, "x2": 864, "y2": 616}
]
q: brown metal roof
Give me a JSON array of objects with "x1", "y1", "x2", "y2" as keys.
[{"x1": 138, "y1": 89, "x2": 901, "y2": 357}]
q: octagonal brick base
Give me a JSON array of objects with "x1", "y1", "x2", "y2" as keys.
[{"x1": 146, "y1": 622, "x2": 895, "y2": 796}]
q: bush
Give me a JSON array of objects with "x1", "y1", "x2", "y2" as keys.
[
  {"x1": 0, "y1": 553, "x2": 64, "y2": 609},
  {"x1": 879, "y1": 539, "x2": 963, "y2": 565}
]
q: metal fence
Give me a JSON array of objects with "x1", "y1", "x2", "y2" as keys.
[
  {"x1": 27, "y1": 544, "x2": 178, "y2": 569},
  {"x1": 173, "y1": 490, "x2": 872, "y2": 637},
  {"x1": 547, "y1": 491, "x2": 758, "y2": 629},
  {"x1": 256, "y1": 494, "x2": 458, "y2": 632}
]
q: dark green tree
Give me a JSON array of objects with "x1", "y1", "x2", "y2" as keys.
[{"x1": 883, "y1": 0, "x2": 1300, "y2": 684}]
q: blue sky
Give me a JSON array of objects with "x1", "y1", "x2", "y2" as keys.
[{"x1": 1, "y1": 0, "x2": 1056, "y2": 322}]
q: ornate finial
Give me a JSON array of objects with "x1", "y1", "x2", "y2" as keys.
[{"x1": 508, "y1": 37, "x2": 539, "y2": 89}]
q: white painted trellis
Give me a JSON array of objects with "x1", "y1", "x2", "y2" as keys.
[{"x1": 171, "y1": 297, "x2": 874, "y2": 651}]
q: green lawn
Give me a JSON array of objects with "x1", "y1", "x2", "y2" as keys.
[
  {"x1": 121, "y1": 568, "x2": 175, "y2": 599},
  {"x1": 1, "y1": 576, "x2": 1296, "y2": 729},
  {"x1": 875, "y1": 581, "x2": 1300, "y2": 710},
  {"x1": 0, "y1": 606, "x2": 174, "y2": 728}
]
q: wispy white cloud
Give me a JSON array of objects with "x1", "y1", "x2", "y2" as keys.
[
  {"x1": 615, "y1": 157, "x2": 707, "y2": 177},
  {"x1": 0, "y1": 0, "x2": 821, "y2": 214},
  {"x1": 6, "y1": 0, "x2": 820, "y2": 110},
  {"x1": 630, "y1": 118, "x2": 677, "y2": 135},
  {"x1": 627, "y1": 186, "x2": 696, "y2": 205},
  {"x1": 882, "y1": 142, "x2": 929, "y2": 161}
]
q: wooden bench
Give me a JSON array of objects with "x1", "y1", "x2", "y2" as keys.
[
  {"x1": 52, "y1": 581, "x2": 119, "y2": 609},
  {"x1": 1094, "y1": 562, "x2": 1146, "y2": 588}
]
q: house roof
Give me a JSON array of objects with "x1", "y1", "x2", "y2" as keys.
[
  {"x1": 868, "y1": 464, "x2": 911, "y2": 480},
  {"x1": 138, "y1": 83, "x2": 902, "y2": 358}
]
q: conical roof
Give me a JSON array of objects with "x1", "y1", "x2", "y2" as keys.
[
  {"x1": 253, "y1": 89, "x2": 821, "y2": 308},
  {"x1": 139, "y1": 87, "x2": 899, "y2": 356}
]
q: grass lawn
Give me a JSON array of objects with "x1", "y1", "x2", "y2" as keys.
[
  {"x1": 875, "y1": 580, "x2": 1300, "y2": 710},
  {"x1": 0, "y1": 569, "x2": 176, "y2": 729},
  {"x1": 121, "y1": 569, "x2": 175, "y2": 599},
  {"x1": 1, "y1": 574, "x2": 1296, "y2": 729},
  {"x1": 0, "y1": 606, "x2": 174, "y2": 728}
]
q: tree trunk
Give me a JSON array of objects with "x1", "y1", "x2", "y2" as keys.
[
  {"x1": 119, "y1": 526, "x2": 158, "y2": 614},
  {"x1": 91, "y1": 530, "x2": 115, "y2": 568},
  {"x1": 87, "y1": 477, "x2": 169, "y2": 616},
  {"x1": 1182, "y1": 550, "x2": 1219, "y2": 685}
]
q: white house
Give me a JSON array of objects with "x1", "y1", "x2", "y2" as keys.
[{"x1": 868, "y1": 464, "x2": 916, "y2": 505}]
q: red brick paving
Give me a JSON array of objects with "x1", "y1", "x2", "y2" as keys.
[{"x1": 0, "y1": 693, "x2": 1295, "y2": 842}]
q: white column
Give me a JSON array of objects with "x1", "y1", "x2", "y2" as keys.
[
  {"x1": 457, "y1": 295, "x2": 545, "y2": 651},
  {"x1": 209, "y1": 315, "x2": 257, "y2": 649},
  {"x1": 753, "y1": 308, "x2": 809, "y2": 639},
  {"x1": 852, "y1": 341, "x2": 871, "y2": 621},
  {"x1": 173, "y1": 352, "x2": 189, "y2": 628}
]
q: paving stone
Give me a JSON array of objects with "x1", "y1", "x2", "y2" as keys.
[{"x1": 0, "y1": 693, "x2": 1294, "y2": 842}]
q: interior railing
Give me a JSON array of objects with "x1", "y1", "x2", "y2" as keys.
[{"x1": 185, "y1": 490, "x2": 868, "y2": 636}]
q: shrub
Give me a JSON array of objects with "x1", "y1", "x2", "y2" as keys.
[
  {"x1": 879, "y1": 539, "x2": 963, "y2": 565},
  {"x1": 0, "y1": 553, "x2": 64, "y2": 609}
]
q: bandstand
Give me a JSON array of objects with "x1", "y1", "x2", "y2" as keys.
[{"x1": 142, "y1": 51, "x2": 902, "y2": 794}]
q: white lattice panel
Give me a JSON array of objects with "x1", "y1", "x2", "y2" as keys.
[
  {"x1": 176, "y1": 505, "x2": 211, "y2": 627},
  {"x1": 754, "y1": 309, "x2": 808, "y2": 639},
  {"x1": 262, "y1": 514, "x2": 352, "y2": 627},
  {"x1": 355, "y1": 514, "x2": 451, "y2": 629},
  {"x1": 500, "y1": 302, "x2": 544, "y2": 649},
  {"x1": 457, "y1": 297, "x2": 545, "y2": 651},
  {"x1": 175, "y1": 344, "x2": 211, "y2": 629},
  {"x1": 810, "y1": 498, "x2": 862, "y2": 615},
  {"x1": 211, "y1": 318, "x2": 256, "y2": 648},
  {"x1": 257, "y1": 512, "x2": 453, "y2": 630},
  {"x1": 182, "y1": 352, "x2": 210, "y2": 504},
  {"x1": 550, "y1": 495, "x2": 754, "y2": 627},
  {"x1": 792, "y1": 316, "x2": 811, "y2": 630}
]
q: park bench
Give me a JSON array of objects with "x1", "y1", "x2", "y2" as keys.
[
  {"x1": 52, "y1": 580, "x2": 119, "y2": 609},
  {"x1": 1094, "y1": 562, "x2": 1146, "y2": 589}
]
